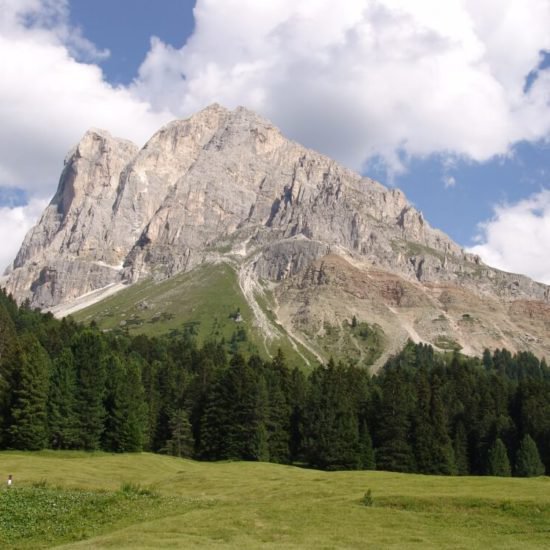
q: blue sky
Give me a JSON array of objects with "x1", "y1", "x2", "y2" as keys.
[{"x1": 1, "y1": 1, "x2": 549, "y2": 282}]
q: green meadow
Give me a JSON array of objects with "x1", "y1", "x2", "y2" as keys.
[{"x1": 0, "y1": 452, "x2": 549, "y2": 549}]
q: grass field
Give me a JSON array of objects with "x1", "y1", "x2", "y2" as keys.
[{"x1": 0, "y1": 452, "x2": 549, "y2": 549}]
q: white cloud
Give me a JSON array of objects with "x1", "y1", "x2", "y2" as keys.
[
  {"x1": 469, "y1": 190, "x2": 550, "y2": 284},
  {"x1": 0, "y1": 0, "x2": 175, "y2": 270},
  {"x1": 133, "y1": 0, "x2": 550, "y2": 172},
  {"x1": 2, "y1": 0, "x2": 550, "y2": 279},
  {"x1": 443, "y1": 175, "x2": 456, "y2": 188},
  {"x1": 0, "y1": 0, "x2": 172, "y2": 194},
  {"x1": 0, "y1": 197, "x2": 48, "y2": 272}
]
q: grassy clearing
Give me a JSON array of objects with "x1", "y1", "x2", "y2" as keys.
[{"x1": 0, "y1": 452, "x2": 548, "y2": 549}]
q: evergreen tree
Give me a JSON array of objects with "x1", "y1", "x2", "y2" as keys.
[
  {"x1": 288, "y1": 367, "x2": 307, "y2": 462},
  {"x1": 72, "y1": 330, "x2": 107, "y2": 450},
  {"x1": 412, "y1": 367, "x2": 435, "y2": 473},
  {"x1": 375, "y1": 366, "x2": 414, "y2": 473},
  {"x1": 453, "y1": 420, "x2": 470, "y2": 475},
  {"x1": 482, "y1": 348, "x2": 493, "y2": 371},
  {"x1": 0, "y1": 303, "x2": 22, "y2": 446},
  {"x1": 429, "y1": 374, "x2": 456, "y2": 475},
  {"x1": 200, "y1": 354, "x2": 268, "y2": 461},
  {"x1": 166, "y1": 408, "x2": 195, "y2": 457},
  {"x1": 515, "y1": 434, "x2": 545, "y2": 477},
  {"x1": 48, "y1": 348, "x2": 79, "y2": 449},
  {"x1": 265, "y1": 350, "x2": 291, "y2": 463},
  {"x1": 103, "y1": 354, "x2": 147, "y2": 452},
  {"x1": 8, "y1": 333, "x2": 50, "y2": 450},
  {"x1": 486, "y1": 438, "x2": 511, "y2": 476},
  {"x1": 358, "y1": 417, "x2": 376, "y2": 470},
  {"x1": 305, "y1": 360, "x2": 362, "y2": 470}
]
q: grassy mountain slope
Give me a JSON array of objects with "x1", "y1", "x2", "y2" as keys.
[
  {"x1": 1, "y1": 451, "x2": 549, "y2": 549},
  {"x1": 72, "y1": 262, "x2": 318, "y2": 368}
]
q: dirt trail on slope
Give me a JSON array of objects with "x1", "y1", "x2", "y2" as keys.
[{"x1": 237, "y1": 254, "x2": 322, "y2": 364}]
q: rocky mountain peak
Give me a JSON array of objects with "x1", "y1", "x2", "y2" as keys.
[{"x1": 2, "y1": 105, "x2": 549, "y2": 361}]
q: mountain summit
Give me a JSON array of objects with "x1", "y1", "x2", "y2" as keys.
[{"x1": 3, "y1": 104, "x2": 549, "y2": 363}]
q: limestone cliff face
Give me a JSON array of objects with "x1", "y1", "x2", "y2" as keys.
[{"x1": 2, "y1": 104, "x2": 549, "y2": 358}]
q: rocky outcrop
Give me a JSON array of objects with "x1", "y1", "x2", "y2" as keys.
[{"x1": 2, "y1": 104, "x2": 549, "y2": 358}]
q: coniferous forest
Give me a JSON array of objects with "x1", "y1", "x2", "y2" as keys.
[{"x1": 0, "y1": 289, "x2": 548, "y2": 477}]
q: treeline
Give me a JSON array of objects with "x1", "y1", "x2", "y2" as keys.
[{"x1": 0, "y1": 290, "x2": 548, "y2": 476}]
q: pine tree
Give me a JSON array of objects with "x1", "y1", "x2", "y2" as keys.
[
  {"x1": 358, "y1": 417, "x2": 376, "y2": 470},
  {"x1": 265, "y1": 350, "x2": 291, "y2": 463},
  {"x1": 305, "y1": 360, "x2": 362, "y2": 470},
  {"x1": 288, "y1": 367, "x2": 307, "y2": 462},
  {"x1": 200, "y1": 354, "x2": 268, "y2": 461},
  {"x1": 515, "y1": 434, "x2": 545, "y2": 477},
  {"x1": 375, "y1": 366, "x2": 414, "y2": 473},
  {"x1": 72, "y1": 330, "x2": 107, "y2": 450},
  {"x1": 412, "y1": 367, "x2": 435, "y2": 473},
  {"x1": 429, "y1": 374, "x2": 456, "y2": 475},
  {"x1": 166, "y1": 408, "x2": 195, "y2": 457},
  {"x1": 453, "y1": 420, "x2": 470, "y2": 475},
  {"x1": 7, "y1": 334, "x2": 50, "y2": 450},
  {"x1": 103, "y1": 354, "x2": 147, "y2": 452},
  {"x1": 486, "y1": 438, "x2": 511, "y2": 476},
  {"x1": 0, "y1": 303, "x2": 23, "y2": 446},
  {"x1": 48, "y1": 348, "x2": 79, "y2": 449}
]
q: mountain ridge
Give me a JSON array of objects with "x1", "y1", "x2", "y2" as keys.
[{"x1": 2, "y1": 104, "x2": 549, "y2": 363}]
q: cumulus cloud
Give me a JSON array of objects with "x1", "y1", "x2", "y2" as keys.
[
  {"x1": 0, "y1": 197, "x2": 48, "y2": 272},
  {"x1": 133, "y1": 0, "x2": 550, "y2": 172},
  {"x1": 469, "y1": 190, "x2": 550, "y2": 284},
  {"x1": 2, "y1": 0, "x2": 550, "y2": 277},
  {"x1": 0, "y1": 0, "x2": 173, "y2": 195}
]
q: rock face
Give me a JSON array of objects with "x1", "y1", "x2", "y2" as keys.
[{"x1": 3, "y1": 104, "x2": 550, "y2": 360}]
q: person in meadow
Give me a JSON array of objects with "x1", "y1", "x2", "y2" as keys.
[{"x1": 7, "y1": 474, "x2": 13, "y2": 487}]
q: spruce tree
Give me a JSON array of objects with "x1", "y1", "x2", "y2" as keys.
[
  {"x1": 72, "y1": 330, "x2": 107, "y2": 450},
  {"x1": 515, "y1": 434, "x2": 545, "y2": 477},
  {"x1": 48, "y1": 348, "x2": 79, "y2": 449},
  {"x1": 166, "y1": 408, "x2": 195, "y2": 457},
  {"x1": 429, "y1": 374, "x2": 456, "y2": 475},
  {"x1": 8, "y1": 334, "x2": 50, "y2": 450},
  {"x1": 288, "y1": 367, "x2": 307, "y2": 462},
  {"x1": 200, "y1": 354, "x2": 268, "y2": 461},
  {"x1": 412, "y1": 367, "x2": 435, "y2": 473},
  {"x1": 486, "y1": 438, "x2": 511, "y2": 476},
  {"x1": 375, "y1": 366, "x2": 414, "y2": 473},
  {"x1": 305, "y1": 360, "x2": 361, "y2": 470},
  {"x1": 358, "y1": 417, "x2": 376, "y2": 470},
  {"x1": 265, "y1": 351, "x2": 291, "y2": 463},
  {"x1": 453, "y1": 420, "x2": 470, "y2": 475},
  {"x1": 103, "y1": 354, "x2": 147, "y2": 452},
  {"x1": 0, "y1": 303, "x2": 22, "y2": 446}
]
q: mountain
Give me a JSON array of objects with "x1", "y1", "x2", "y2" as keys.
[{"x1": 2, "y1": 104, "x2": 549, "y2": 365}]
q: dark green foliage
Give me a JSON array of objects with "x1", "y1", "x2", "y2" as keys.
[
  {"x1": 47, "y1": 348, "x2": 78, "y2": 449},
  {"x1": 453, "y1": 421, "x2": 470, "y2": 475},
  {"x1": 515, "y1": 435, "x2": 545, "y2": 477},
  {"x1": 166, "y1": 408, "x2": 194, "y2": 457},
  {"x1": 0, "y1": 290, "x2": 548, "y2": 478},
  {"x1": 72, "y1": 330, "x2": 107, "y2": 450},
  {"x1": 362, "y1": 489, "x2": 374, "y2": 507},
  {"x1": 200, "y1": 354, "x2": 269, "y2": 461},
  {"x1": 305, "y1": 359, "x2": 364, "y2": 470},
  {"x1": 0, "y1": 302, "x2": 22, "y2": 446},
  {"x1": 7, "y1": 333, "x2": 50, "y2": 450},
  {"x1": 486, "y1": 438, "x2": 512, "y2": 477},
  {"x1": 103, "y1": 354, "x2": 147, "y2": 452},
  {"x1": 264, "y1": 349, "x2": 291, "y2": 463},
  {"x1": 375, "y1": 365, "x2": 414, "y2": 473}
]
